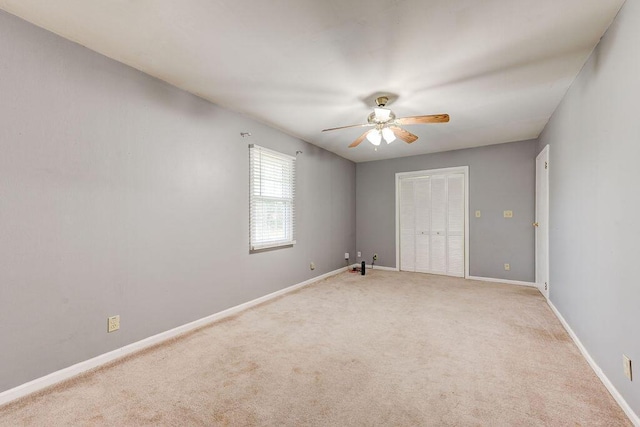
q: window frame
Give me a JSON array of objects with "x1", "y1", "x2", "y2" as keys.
[{"x1": 249, "y1": 144, "x2": 296, "y2": 252}]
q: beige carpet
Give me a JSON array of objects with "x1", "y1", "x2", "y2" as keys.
[{"x1": 0, "y1": 270, "x2": 631, "y2": 426}]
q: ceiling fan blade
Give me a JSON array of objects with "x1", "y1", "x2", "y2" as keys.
[
  {"x1": 349, "y1": 130, "x2": 370, "y2": 148},
  {"x1": 322, "y1": 123, "x2": 373, "y2": 132},
  {"x1": 395, "y1": 114, "x2": 449, "y2": 125},
  {"x1": 389, "y1": 126, "x2": 418, "y2": 144}
]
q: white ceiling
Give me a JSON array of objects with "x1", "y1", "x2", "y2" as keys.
[{"x1": 0, "y1": 0, "x2": 625, "y2": 162}]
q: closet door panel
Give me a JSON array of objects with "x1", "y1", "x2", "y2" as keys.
[
  {"x1": 414, "y1": 178, "x2": 431, "y2": 272},
  {"x1": 447, "y1": 174, "x2": 465, "y2": 276},
  {"x1": 430, "y1": 235, "x2": 446, "y2": 273},
  {"x1": 415, "y1": 234, "x2": 430, "y2": 272},
  {"x1": 399, "y1": 171, "x2": 465, "y2": 277},
  {"x1": 401, "y1": 231, "x2": 415, "y2": 271},
  {"x1": 430, "y1": 175, "x2": 447, "y2": 274},
  {"x1": 399, "y1": 179, "x2": 416, "y2": 271},
  {"x1": 447, "y1": 236, "x2": 464, "y2": 276}
]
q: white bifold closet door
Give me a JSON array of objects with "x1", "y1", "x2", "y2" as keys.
[
  {"x1": 399, "y1": 173, "x2": 464, "y2": 277},
  {"x1": 399, "y1": 178, "x2": 417, "y2": 272}
]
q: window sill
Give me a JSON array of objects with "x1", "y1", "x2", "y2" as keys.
[{"x1": 250, "y1": 242, "x2": 295, "y2": 254}]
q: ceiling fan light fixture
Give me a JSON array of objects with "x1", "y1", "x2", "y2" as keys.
[
  {"x1": 373, "y1": 108, "x2": 391, "y2": 122},
  {"x1": 366, "y1": 129, "x2": 382, "y2": 146},
  {"x1": 382, "y1": 127, "x2": 396, "y2": 143}
]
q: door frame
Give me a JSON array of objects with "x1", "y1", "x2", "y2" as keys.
[
  {"x1": 395, "y1": 166, "x2": 470, "y2": 278},
  {"x1": 535, "y1": 145, "x2": 550, "y2": 298}
]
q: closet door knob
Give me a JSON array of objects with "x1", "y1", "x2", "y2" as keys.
[{"x1": 533, "y1": 222, "x2": 539, "y2": 227}]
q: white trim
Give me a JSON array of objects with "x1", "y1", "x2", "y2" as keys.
[
  {"x1": 535, "y1": 144, "x2": 550, "y2": 299},
  {"x1": 251, "y1": 240, "x2": 296, "y2": 251},
  {"x1": 351, "y1": 264, "x2": 399, "y2": 272},
  {"x1": 0, "y1": 267, "x2": 347, "y2": 407},
  {"x1": 467, "y1": 276, "x2": 537, "y2": 288},
  {"x1": 248, "y1": 143, "x2": 296, "y2": 161},
  {"x1": 395, "y1": 166, "x2": 470, "y2": 278},
  {"x1": 547, "y1": 301, "x2": 640, "y2": 427},
  {"x1": 464, "y1": 170, "x2": 470, "y2": 279},
  {"x1": 395, "y1": 175, "x2": 400, "y2": 273},
  {"x1": 368, "y1": 265, "x2": 398, "y2": 272},
  {"x1": 395, "y1": 166, "x2": 468, "y2": 180}
]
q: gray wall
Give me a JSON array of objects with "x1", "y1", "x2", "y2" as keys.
[
  {"x1": 356, "y1": 140, "x2": 536, "y2": 281},
  {"x1": 0, "y1": 11, "x2": 355, "y2": 393},
  {"x1": 537, "y1": 0, "x2": 640, "y2": 415}
]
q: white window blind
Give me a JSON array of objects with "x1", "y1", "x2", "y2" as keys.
[{"x1": 249, "y1": 144, "x2": 296, "y2": 251}]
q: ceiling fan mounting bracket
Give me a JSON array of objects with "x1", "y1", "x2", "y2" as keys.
[{"x1": 375, "y1": 96, "x2": 389, "y2": 107}]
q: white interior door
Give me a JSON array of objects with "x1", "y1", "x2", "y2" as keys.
[
  {"x1": 535, "y1": 146, "x2": 550, "y2": 298},
  {"x1": 398, "y1": 170, "x2": 466, "y2": 277}
]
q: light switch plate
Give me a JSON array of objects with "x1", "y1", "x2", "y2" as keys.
[
  {"x1": 475, "y1": 210, "x2": 481, "y2": 218},
  {"x1": 504, "y1": 210, "x2": 513, "y2": 218}
]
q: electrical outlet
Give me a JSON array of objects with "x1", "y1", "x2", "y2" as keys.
[
  {"x1": 373, "y1": 254, "x2": 378, "y2": 261},
  {"x1": 504, "y1": 263, "x2": 510, "y2": 271},
  {"x1": 357, "y1": 251, "x2": 361, "y2": 258},
  {"x1": 344, "y1": 253, "x2": 349, "y2": 260},
  {"x1": 623, "y1": 355, "x2": 632, "y2": 381},
  {"x1": 310, "y1": 262, "x2": 315, "y2": 270},
  {"x1": 475, "y1": 210, "x2": 481, "y2": 218},
  {"x1": 504, "y1": 210, "x2": 513, "y2": 218},
  {"x1": 107, "y1": 315, "x2": 120, "y2": 333}
]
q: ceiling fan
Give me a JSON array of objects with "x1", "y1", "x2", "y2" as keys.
[{"x1": 322, "y1": 96, "x2": 449, "y2": 148}]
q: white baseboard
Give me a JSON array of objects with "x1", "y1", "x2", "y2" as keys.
[
  {"x1": 467, "y1": 275, "x2": 538, "y2": 288},
  {"x1": 371, "y1": 265, "x2": 398, "y2": 272},
  {"x1": 0, "y1": 266, "x2": 347, "y2": 407},
  {"x1": 547, "y1": 301, "x2": 639, "y2": 426},
  {"x1": 350, "y1": 263, "x2": 399, "y2": 272}
]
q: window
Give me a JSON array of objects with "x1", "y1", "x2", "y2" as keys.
[{"x1": 249, "y1": 144, "x2": 296, "y2": 251}]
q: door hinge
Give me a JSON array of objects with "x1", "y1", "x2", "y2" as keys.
[
  {"x1": 545, "y1": 282, "x2": 548, "y2": 291},
  {"x1": 545, "y1": 161, "x2": 548, "y2": 170}
]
